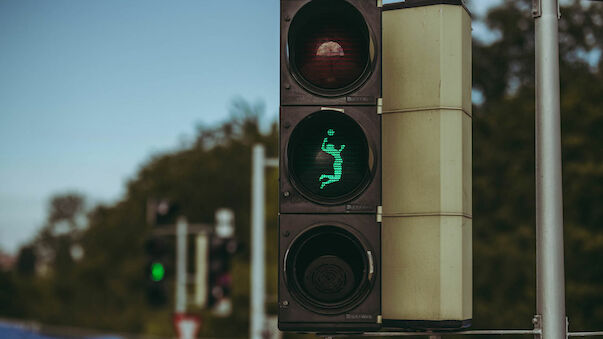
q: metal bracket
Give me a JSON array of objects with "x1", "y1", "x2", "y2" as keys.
[
  {"x1": 321, "y1": 106, "x2": 344, "y2": 113},
  {"x1": 151, "y1": 223, "x2": 212, "y2": 236},
  {"x1": 377, "y1": 98, "x2": 383, "y2": 115},
  {"x1": 367, "y1": 250, "x2": 375, "y2": 281},
  {"x1": 533, "y1": 314, "x2": 543, "y2": 339},
  {"x1": 532, "y1": 0, "x2": 561, "y2": 19},
  {"x1": 377, "y1": 205, "x2": 383, "y2": 222},
  {"x1": 532, "y1": 0, "x2": 542, "y2": 18},
  {"x1": 264, "y1": 157, "x2": 279, "y2": 168}
]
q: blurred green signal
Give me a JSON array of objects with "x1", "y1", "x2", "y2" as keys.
[{"x1": 150, "y1": 262, "x2": 165, "y2": 282}]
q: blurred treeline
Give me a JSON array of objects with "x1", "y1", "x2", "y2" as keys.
[
  {"x1": 0, "y1": 0, "x2": 602, "y2": 337},
  {"x1": 0, "y1": 98, "x2": 280, "y2": 338}
]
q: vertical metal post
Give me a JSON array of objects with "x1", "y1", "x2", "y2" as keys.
[
  {"x1": 251, "y1": 144, "x2": 266, "y2": 339},
  {"x1": 194, "y1": 232, "x2": 209, "y2": 307},
  {"x1": 534, "y1": 0, "x2": 566, "y2": 338},
  {"x1": 176, "y1": 217, "x2": 188, "y2": 313}
]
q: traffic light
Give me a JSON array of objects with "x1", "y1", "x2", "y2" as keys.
[
  {"x1": 279, "y1": 0, "x2": 382, "y2": 333},
  {"x1": 147, "y1": 199, "x2": 179, "y2": 226},
  {"x1": 144, "y1": 235, "x2": 172, "y2": 307},
  {"x1": 208, "y1": 235, "x2": 237, "y2": 317}
]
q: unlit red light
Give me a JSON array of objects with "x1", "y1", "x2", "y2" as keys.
[{"x1": 291, "y1": 3, "x2": 370, "y2": 91}]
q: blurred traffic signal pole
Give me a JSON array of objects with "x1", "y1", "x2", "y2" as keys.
[
  {"x1": 175, "y1": 217, "x2": 188, "y2": 314},
  {"x1": 194, "y1": 231, "x2": 209, "y2": 308},
  {"x1": 250, "y1": 144, "x2": 278, "y2": 339}
]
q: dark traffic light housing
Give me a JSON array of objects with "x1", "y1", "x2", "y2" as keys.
[
  {"x1": 281, "y1": 0, "x2": 381, "y2": 105},
  {"x1": 147, "y1": 199, "x2": 180, "y2": 226},
  {"x1": 279, "y1": 0, "x2": 382, "y2": 333},
  {"x1": 208, "y1": 235, "x2": 237, "y2": 311},
  {"x1": 144, "y1": 236, "x2": 173, "y2": 307},
  {"x1": 279, "y1": 214, "x2": 380, "y2": 332}
]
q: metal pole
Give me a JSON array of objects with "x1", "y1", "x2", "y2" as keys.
[
  {"x1": 250, "y1": 144, "x2": 266, "y2": 339},
  {"x1": 175, "y1": 217, "x2": 188, "y2": 313},
  {"x1": 194, "y1": 232, "x2": 209, "y2": 307},
  {"x1": 534, "y1": 0, "x2": 566, "y2": 338}
]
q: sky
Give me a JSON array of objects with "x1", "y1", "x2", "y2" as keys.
[{"x1": 0, "y1": 0, "x2": 502, "y2": 254}]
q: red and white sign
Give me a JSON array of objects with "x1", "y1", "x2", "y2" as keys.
[{"x1": 173, "y1": 313, "x2": 201, "y2": 339}]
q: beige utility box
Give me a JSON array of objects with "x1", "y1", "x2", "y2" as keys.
[{"x1": 381, "y1": 2, "x2": 472, "y2": 328}]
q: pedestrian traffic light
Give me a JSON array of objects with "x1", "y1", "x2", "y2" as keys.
[
  {"x1": 279, "y1": 0, "x2": 382, "y2": 333},
  {"x1": 145, "y1": 235, "x2": 172, "y2": 307}
]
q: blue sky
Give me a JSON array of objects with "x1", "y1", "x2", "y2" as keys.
[{"x1": 0, "y1": 0, "x2": 501, "y2": 254}]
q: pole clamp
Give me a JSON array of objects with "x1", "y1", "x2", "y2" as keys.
[
  {"x1": 532, "y1": 0, "x2": 561, "y2": 19},
  {"x1": 532, "y1": 0, "x2": 542, "y2": 18},
  {"x1": 532, "y1": 315, "x2": 542, "y2": 338}
]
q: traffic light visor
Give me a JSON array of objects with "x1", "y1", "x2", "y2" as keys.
[
  {"x1": 287, "y1": 110, "x2": 372, "y2": 204},
  {"x1": 288, "y1": 0, "x2": 373, "y2": 96}
]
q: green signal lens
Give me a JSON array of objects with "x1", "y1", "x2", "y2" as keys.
[
  {"x1": 150, "y1": 262, "x2": 165, "y2": 282},
  {"x1": 288, "y1": 110, "x2": 371, "y2": 203}
]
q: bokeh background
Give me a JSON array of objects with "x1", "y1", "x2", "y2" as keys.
[{"x1": 0, "y1": 0, "x2": 601, "y2": 338}]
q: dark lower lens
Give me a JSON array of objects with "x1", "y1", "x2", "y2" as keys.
[
  {"x1": 303, "y1": 255, "x2": 355, "y2": 303},
  {"x1": 287, "y1": 226, "x2": 369, "y2": 313},
  {"x1": 289, "y1": 0, "x2": 371, "y2": 93}
]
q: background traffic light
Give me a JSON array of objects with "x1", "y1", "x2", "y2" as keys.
[
  {"x1": 144, "y1": 198, "x2": 177, "y2": 307},
  {"x1": 147, "y1": 199, "x2": 180, "y2": 226},
  {"x1": 208, "y1": 235, "x2": 237, "y2": 316},
  {"x1": 144, "y1": 235, "x2": 172, "y2": 307},
  {"x1": 279, "y1": 0, "x2": 382, "y2": 333}
]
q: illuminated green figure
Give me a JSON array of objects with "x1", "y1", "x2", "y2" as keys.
[{"x1": 319, "y1": 129, "x2": 345, "y2": 189}]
